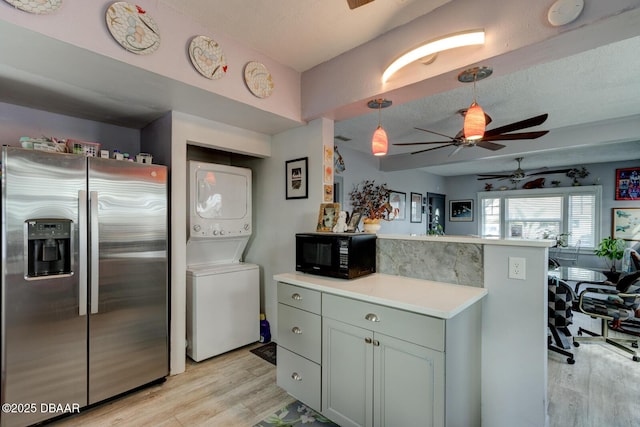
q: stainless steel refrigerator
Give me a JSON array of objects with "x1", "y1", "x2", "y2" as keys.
[{"x1": 1, "y1": 147, "x2": 168, "y2": 427}]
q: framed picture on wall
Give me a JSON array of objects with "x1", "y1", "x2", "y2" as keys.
[
  {"x1": 285, "y1": 157, "x2": 308, "y2": 199},
  {"x1": 612, "y1": 207, "x2": 640, "y2": 241},
  {"x1": 388, "y1": 191, "x2": 406, "y2": 220},
  {"x1": 449, "y1": 199, "x2": 473, "y2": 222},
  {"x1": 615, "y1": 167, "x2": 640, "y2": 200},
  {"x1": 410, "y1": 192, "x2": 422, "y2": 223}
]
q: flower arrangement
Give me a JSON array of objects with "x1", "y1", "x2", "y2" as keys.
[{"x1": 349, "y1": 180, "x2": 397, "y2": 223}]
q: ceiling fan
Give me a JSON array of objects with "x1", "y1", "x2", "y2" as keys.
[
  {"x1": 393, "y1": 112, "x2": 550, "y2": 156},
  {"x1": 347, "y1": 0, "x2": 375, "y2": 9},
  {"x1": 476, "y1": 157, "x2": 572, "y2": 182}
]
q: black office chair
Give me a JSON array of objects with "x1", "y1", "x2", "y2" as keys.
[
  {"x1": 573, "y1": 271, "x2": 640, "y2": 361},
  {"x1": 548, "y1": 276, "x2": 576, "y2": 364}
]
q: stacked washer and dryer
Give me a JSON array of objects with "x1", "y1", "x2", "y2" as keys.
[{"x1": 186, "y1": 161, "x2": 259, "y2": 362}]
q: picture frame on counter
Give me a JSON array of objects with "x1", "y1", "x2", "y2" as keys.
[
  {"x1": 285, "y1": 157, "x2": 308, "y2": 199},
  {"x1": 346, "y1": 211, "x2": 362, "y2": 232},
  {"x1": 410, "y1": 192, "x2": 422, "y2": 223},
  {"x1": 388, "y1": 191, "x2": 406, "y2": 220},
  {"x1": 316, "y1": 203, "x2": 341, "y2": 232},
  {"x1": 612, "y1": 207, "x2": 640, "y2": 241},
  {"x1": 449, "y1": 199, "x2": 473, "y2": 222}
]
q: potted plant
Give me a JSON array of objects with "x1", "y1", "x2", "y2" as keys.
[
  {"x1": 348, "y1": 180, "x2": 397, "y2": 232},
  {"x1": 566, "y1": 167, "x2": 590, "y2": 186},
  {"x1": 593, "y1": 236, "x2": 626, "y2": 281}
]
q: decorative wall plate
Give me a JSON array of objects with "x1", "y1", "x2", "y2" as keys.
[
  {"x1": 188, "y1": 36, "x2": 227, "y2": 80},
  {"x1": 3, "y1": 0, "x2": 62, "y2": 14},
  {"x1": 105, "y1": 2, "x2": 160, "y2": 55},
  {"x1": 243, "y1": 61, "x2": 274, "y2": 98}
]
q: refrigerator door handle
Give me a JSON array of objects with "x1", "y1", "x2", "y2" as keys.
[
  {"x1": 90, "y1": 191, "x2": 99, "y2": 314},
  {"x1": 78, "y1": 190, "x2": 88, "y2": 316}
]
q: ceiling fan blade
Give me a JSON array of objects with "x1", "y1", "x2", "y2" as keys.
[
  {"x1": 477, "y1": 175, "x2": 511, "y2": 180},
  {"x1": 476, "y1": 140, "x2": 506, "y2": 151},
  {"x1": 414, "y1": 127, "x2": 457, "y2": 141},
  {"x1": 483, "y1": 114, "x2": 548, "y2": 137},
  {"x1": 410, "y1": 143, "x2": 454, "y2": 155},
  {"x1": 346, "y1": 0, "x2": 375, "y2": 9},
  {"x1": 448, "y1": 145, "x2": 464, "y2": 157},
  {"x1": 482, "y1": 130, "x2": 549, "y2": 141},
  {"x1": 485, "y1": 113, "x2": 493, "y2": 127},
  {"x1": 528, "y1": 169, "x2": 572, "y2": 176},
  {"x1": 393, "y1": 140, "x2": 454, "y2": 146}
]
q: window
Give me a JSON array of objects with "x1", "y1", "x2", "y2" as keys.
[{"x1": 478, "y1": 186, "x2": 601, "y2": 248}]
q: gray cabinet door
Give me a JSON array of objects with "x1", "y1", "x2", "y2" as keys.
[
  {"x1": 322, "y1": 318, "x2": 373, "y2": 427},
  {"x1": 373, "y1": 332, "x2": 444, "y2": 427}
]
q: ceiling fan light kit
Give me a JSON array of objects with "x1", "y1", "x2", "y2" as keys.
[
  {"x1": 381, "y1": 30, "x2": 485, "y2": 83},
  {"x1": 368, "y1": 98, "x2": 392, "y2": 156},
  {"x1": 391, "y1": 65, "x2": 549, "y2": 157}
]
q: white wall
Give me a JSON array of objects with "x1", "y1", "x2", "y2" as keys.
[
  {"x1": 444, "y1": 159, "x2": 640, "y2": 263},
  {"x1": 335, "y1": 144, "x2": 446, "y2": 235},
  {"x1": 244, "y1": 118, "x2": 332, "y2": 342},
  {"x1": 482, "y1": 244, "x2": 549, "y2": 427},
  {"x1": 0, "y1": 102, "x2": 139, "y2": 153}
]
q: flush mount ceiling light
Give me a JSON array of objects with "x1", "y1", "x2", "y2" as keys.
[
  {"x1": 368, "y1": 98, "x2": 392, "y2": 156},
  {"x1": 458, "y1": 66, "x2": 492, "y2": 141},
  {"x1": 382, "y1": 30, "x2": 485, "y2": 83}
]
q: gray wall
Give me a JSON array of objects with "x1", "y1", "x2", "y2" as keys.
[{"x1": 335, "y1": 143, "x2": 446, "y2": 235}]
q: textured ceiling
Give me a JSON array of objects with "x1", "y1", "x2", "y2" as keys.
[
  {"x1": 158, "y1": 0, "x2": 640, "y2": 176},
  {"x1": 159, "y1": 0, "x2": 451, "y2": 72}
]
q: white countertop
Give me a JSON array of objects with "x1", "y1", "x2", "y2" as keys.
[
  {"x1": 273, "y1": 272, "x2": 487, "y2": 319},
  {"x1": 377, "y1": 233, "x2": 555, "y2": 247}
]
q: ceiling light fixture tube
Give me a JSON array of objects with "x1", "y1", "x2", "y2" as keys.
[{"x1": 382, "y1": 30, "x2": 485, "y2": 83}]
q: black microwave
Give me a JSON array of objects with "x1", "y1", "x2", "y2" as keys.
[{"x1": 295, "y1": 232, "x2": 376, "y2": 279}]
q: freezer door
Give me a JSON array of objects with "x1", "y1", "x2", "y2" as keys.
[
  {"x1": 87, "y1": 158, "x2": 168, "y2": 404},
  {"x1": 1, "y1": 148, "x2": 87, "y2": 427}
]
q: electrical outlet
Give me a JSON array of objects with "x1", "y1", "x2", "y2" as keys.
[{"x1": 509, "y1": 257, "x2": 526, "y2": 280}]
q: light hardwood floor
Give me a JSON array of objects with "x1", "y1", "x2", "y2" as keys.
[
  {"x1": 548, "y1": 311, "x2": 640, "y2": 427},
  {"x1": 48, "y1": 315, "x2": 640, "y2": 427},
  {"x1": 49, "y1": 343, "x2": 294, "y2": 427}
]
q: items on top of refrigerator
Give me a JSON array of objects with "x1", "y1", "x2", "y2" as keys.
[
  {"x1": 66, "y1": 138, "x2": 101, "y2": 156},
  {"x1": 18, "y1": 136, "x2": 153, "y2": 163},
  {"x1": 20, "y1": 136, "x2": 66, "y2": 152}
]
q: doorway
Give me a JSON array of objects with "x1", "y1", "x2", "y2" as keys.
[{"x1": 427, "y1": 193, "x2": 445, "y2": 234}]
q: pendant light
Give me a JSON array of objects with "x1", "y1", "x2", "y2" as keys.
[
  {"x1": 458, "y1": 66, "x2": 492, "y2": 141},
  {"x1": 368, "y1": 98, "x2": 392, "y2": 156}
]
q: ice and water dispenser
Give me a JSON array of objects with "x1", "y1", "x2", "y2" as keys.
[{"x1": 25, "y1": 219, "x2": 72, "y2": 278}]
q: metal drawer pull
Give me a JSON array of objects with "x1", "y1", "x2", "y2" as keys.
[
  {"x1": 365, "y1": 337, "x2": 372, "y2": 344},
  {"x1": 373, "y1": 339, "x2": 380, "y2": 347},
  {"x1": 291, "y1": 372, "x2": 302, "y2": 381},
  {"x1": 365, "y1": 313, "x2": 380, "y2": 322},
  {"x1": 292, "y1": 293, "x2": 302, "y2": 301},
  {"x1": 292, "y1": 326, "x2": 302, "y2": 334}
]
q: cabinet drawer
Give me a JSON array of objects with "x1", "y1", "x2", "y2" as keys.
[
  {"x1": 322, "y1": 293, "x2": 445, "y2": 352},
  {"x1": 278, "y1": 303, "x2": 321, "y2": 363},
  {"x1": 277, "y1": 347, "x2": 321, "y2": 412},
  {"x1": 278, "y1": 282, "x2": 321, "y2": 314}
]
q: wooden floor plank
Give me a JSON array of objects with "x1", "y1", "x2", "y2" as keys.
[{"x1": 48, "y1": 314, "x2": 640, "y2": 427}]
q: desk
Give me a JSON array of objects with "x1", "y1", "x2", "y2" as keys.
[{"x1": 548, "y1": 266, "x2": 607, "y2": 295}]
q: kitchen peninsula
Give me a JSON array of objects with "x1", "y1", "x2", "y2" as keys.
[
  {"x1": 276, "y1": 234, "x2": 553, "y2": 427},
  {"x1": 274, "y1": 272, "x2": 487, "y2": 427}
]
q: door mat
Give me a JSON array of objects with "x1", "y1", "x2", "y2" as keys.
[
  {"x1": 250, "y1": 342, "x2": 277, "y2": 365},
  {"x1": 254, "y1": 400, "x2": 339, "y2": 427}
]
